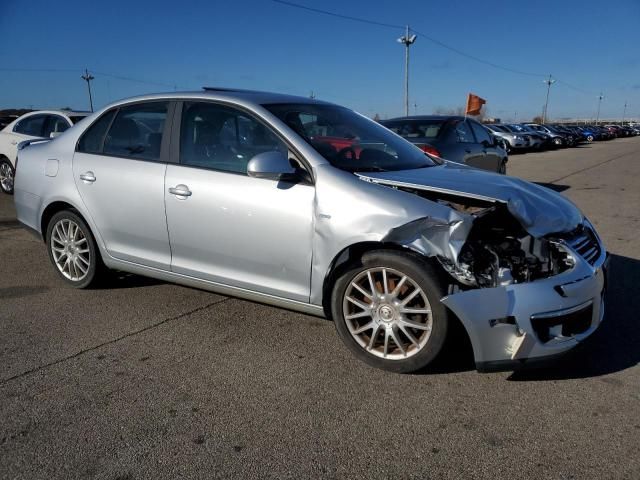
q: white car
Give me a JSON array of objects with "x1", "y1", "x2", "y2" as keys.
[{"x1": 0, "y1": 110, "x2": 88, "y2": 194}]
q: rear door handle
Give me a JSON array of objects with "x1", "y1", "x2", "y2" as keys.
[
  {"x1": 79, "y1": 171, "x2": 96, "y2": 183},
  {"x1": 168, "y1": 184, "x2": 192, "y2": 198},
  {"x1": 10, "y1": 140, "x2": 18, "y2": 145}
]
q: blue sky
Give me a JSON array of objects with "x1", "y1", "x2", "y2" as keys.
[{"x1": 1, "y1": 0, "x2": 639, "y2": 121}]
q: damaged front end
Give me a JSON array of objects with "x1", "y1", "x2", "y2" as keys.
[
  {"x1": 383, "y1": 185, "x2": 575, "y2": 289},
  {"x1": 361, "y1": 171, "x2": 607, "y2": 369}
]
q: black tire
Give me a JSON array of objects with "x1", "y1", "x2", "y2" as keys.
[
  {"x1": 331, "y1": 250, "x2": 450, "y2": 373},
  {"x1": 45, "y1": 210, "x2": 106, "y2": 288},
  {"x1": 0, "y1": 157, "x2": 14, "y2": 195}
]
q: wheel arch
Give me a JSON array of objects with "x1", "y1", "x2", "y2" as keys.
[
  {"x1": 321, "y1": 240, "x2": 476, "y2": 367},
  {"x1": 321, "y1": 241, "x2": 451, "y2": 319},
  {"x1": 41, "y1": 200, "x2": 85, "y2": 241}
]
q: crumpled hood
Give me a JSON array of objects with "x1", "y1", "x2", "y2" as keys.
[{"x1": 357, "y1": 162, "x2": 583, "y2": 237}]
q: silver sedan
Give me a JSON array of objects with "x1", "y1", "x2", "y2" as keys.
[{"x1": 13, "y1": 89, "x2": 608, "y2": 373}]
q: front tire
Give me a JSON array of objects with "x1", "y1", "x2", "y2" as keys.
[
  {"x1": 331, "y1": 250, "x2": 450, "y2": 373},
  {"x1": 45, "y1": 210, "x2": 105, "y2": 288},
  {"x1": 0, "y1": 158, "x2": 14, "y2": 194}
]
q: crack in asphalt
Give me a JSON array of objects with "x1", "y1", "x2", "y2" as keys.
[
  {"x1": 0, "y1": 297, "x2": 229, "y2": 386},
  {"x1": 549, "y1": 149, "x2": 636, "y2": 184}
]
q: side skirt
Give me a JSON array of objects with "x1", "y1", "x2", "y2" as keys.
[{"x1": 102, "y1": 256, "x2": 326, "y2": 318}]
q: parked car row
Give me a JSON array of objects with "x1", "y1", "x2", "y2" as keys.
[
  {"x1": 489, "y1": 122, "x2": 639, "y2": 152},
  {"x1": 377, "y1": 114, "x2": 638, "y2": 175},
  {"x1": 10, "y1": 89, "x2": 609, "y2": 374}
]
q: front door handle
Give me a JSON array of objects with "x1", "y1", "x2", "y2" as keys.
[
  {"x1": 79, "y1": 171, "x2": 96, "y2": 183},
  {"x1": 10, "y1": 140, "x2": 18, "y2": 145},
  {"x1": 168, "y1": 184, "x2": 192, "y2": 198}
]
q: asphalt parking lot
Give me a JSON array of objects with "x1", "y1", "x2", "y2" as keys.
[{"x1": 1, "y1": 138, "x2": 639, "y2": 480}]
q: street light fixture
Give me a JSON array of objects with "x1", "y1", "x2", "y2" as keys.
[
  {"x1": 397, "y1": 25, "x2": 417, "y2": 117},
  {"x1": 542, "y1": 74, "x2": 555, "y2": 124}
]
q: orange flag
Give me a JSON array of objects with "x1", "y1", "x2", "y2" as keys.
[{"x1": 466, "y1": 93, "x2": 486, "y2": 116}]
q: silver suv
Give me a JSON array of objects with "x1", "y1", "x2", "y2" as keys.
[{"x1": 14, "y1": 89, "x2": 608, "y2": 373}]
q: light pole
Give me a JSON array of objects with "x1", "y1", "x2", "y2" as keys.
[
  {"x1": 622, "y1": 101, "x2": 627, "y2": 124},
  {"x1": 595, "y1": 92, "x2": 604, "y2": 125},
  {"x1": 397, "y1": 25, "x2": 416, "y2": 117},
  {"x1": 81, "y1": 68, "x2": 95, "y2": 112},
  {"x1": 542, "y1": 74, "x2": 555, "y2": 124}
]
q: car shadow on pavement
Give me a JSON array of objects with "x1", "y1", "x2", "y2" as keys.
[
  {"x1": 535, "y1": 182, "x2": 571, "y2": 192},
  {"x1": 94, "y1": 271, "x2": 165, "y2": 290},
  {"x1": 509, "y1": 253, "x2": 640, "y2": 381}
]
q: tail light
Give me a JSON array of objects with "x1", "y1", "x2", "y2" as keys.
[{"x1": 417, "y1": 143, "x2": 441, "y2": 157}]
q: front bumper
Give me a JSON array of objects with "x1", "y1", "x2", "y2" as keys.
[{"x1": 441, "y1": 240, "x2": 608, "y2": 371}]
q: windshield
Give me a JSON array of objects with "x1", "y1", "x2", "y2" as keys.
[
  {"x1": 506, "y1": 124, "x2": 527, "y2": 133},
  {"x1": 263, "y1": 103, "x2": 436, "y2": 172},
  {"x1": 379, "y1": 119, "x2": 444, "y2": 139}
]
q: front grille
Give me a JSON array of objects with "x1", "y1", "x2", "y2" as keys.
[
  {"x1": 531, "y1": 302, "x2": 593, "y2": 343},
  {"x1": 561, "y1": 225, "x2": 601, "y2": 265}
]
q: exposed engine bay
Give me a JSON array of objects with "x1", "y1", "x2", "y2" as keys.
[{"x1": 395, "y1": 187, "x2": 575, "y2": 288}]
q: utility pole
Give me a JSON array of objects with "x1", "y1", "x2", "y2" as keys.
[
  {"x1": 309, "y1": 91, "x2": 316, "y2": 99},
  {"x1": 595, "y1": 92, "x2": 604, "y2": 125},
  {"x1": 81, "y1": 69, "x2": 95, "y2": 112},
  {"x1": 397, "y1": 25, "x2": 417, "y2": 117},
  {"x1": 622, "y1": 101, "x2": 627, "y2": 124},
  {"x1": 542, "y1": 74, "x2": 555, "y2": 124}
]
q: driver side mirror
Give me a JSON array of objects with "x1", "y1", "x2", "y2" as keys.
[
  {"x1": 49, "y1": 131, "x2": 63, "y2": 139},
  {"x1": 247, "y1": 151, "x2": 306, "y2": 183}
]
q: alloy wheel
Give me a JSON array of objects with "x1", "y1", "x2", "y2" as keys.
[
  {"x1": 50, "y1": 218, "x2": 91, "y2": 281},
  {"x1": 0, "y1": 161, "x2": 13, "y2": 193},
  {"x1": 342, "y1": 267, "x2": 433, "y2": 360}
]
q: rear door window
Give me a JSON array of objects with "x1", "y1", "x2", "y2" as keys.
[
  {"x1": 454, "y1": 120, "x2": 474, "y2": 143},
  {"x1": 469, "y1": 120, "x2": 492, "y2": 144},
  {"x1": 103, "y1": 102, "x2": 168, "y2": 161},
  {"x1": 14, "y1": 114, "x2": 47, "y2": 136}
]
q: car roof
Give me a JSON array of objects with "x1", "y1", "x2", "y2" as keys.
[
  {"x1": 382, "y1": 115, "x2": 465, "y2": 122},
  {"x1": 103, "y1": 88, "x2": 334, "y2": 109},
  {"x1": 20, "y1": 110, "x2": 90, "y2": 117}
]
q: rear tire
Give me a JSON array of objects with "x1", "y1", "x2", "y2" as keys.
[
  {"x1": 331, "y1": 250, "x2": 450, "y2": 373},
  {"x1": 45, "y1": 210, "x2": 106, "y2": 288},
  {"x1": 0, "y1": 158, "x2": 14, "y2": 195}
]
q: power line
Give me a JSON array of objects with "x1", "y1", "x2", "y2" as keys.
[
  {"x1": 272, "y1": 0, "x2": 545, "y2": 78},
  {"x1": 271, "y1": 0, "x2": 619, "y2": 95},
  {"x1": 410, "y1": 28, "x2": 544, "y2": 78},
  {"x1": 271, "y1": 0, "x2": 402, "y2": 30},
  {"x1": 0, "y1": 67, "x2": 190, "y2": 90},
  {"x1": 90, "y1": 71, "x2": 190, "y2": 89}
]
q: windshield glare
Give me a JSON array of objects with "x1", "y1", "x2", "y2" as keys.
[{"x1": 263, "y1": 103, "x2": 436, "y2": 172}]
